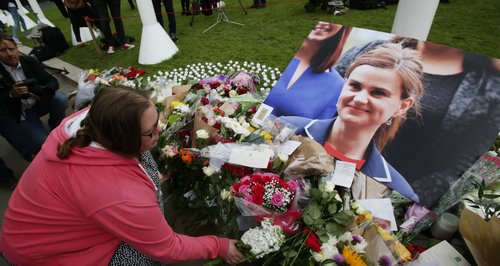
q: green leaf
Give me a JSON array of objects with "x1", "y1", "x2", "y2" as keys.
[
  {"x1": 318, "y1": 234, "x2": 330, "y2": 243},
  {"x1": 311, "y1": 188, "x2": 321, "y2": 200},
  {"x1": 328, "y1": 203, "x2": 338, "y2": 214},
  {"x1": 333, "y1": 212, "x2": 353, "y2": 226},
  {"x1": 303, "y1": 215, "x2": 314, "y2": 226},
  {"x1": 482, "y1": 193, "x2": 500, "y2": 199},
  {"x1": 314, "y1": 218, "x2": 325, "y2": 226},
  {"x1": 310, "y1": 205, "x2": 322, "y2": 220},
  {"x1": 326, "y1": 222, "x2": 340, "y2": 234},
  {"x1": 283, "y1": 250, "x2": 298, "y2": 258}
]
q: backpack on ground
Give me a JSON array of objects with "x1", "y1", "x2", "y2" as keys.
[
  {"x1": 29, "y1": 45, "x2": 57, "y2": 62},
  {"x1": 40, "y1": 26, "x2": 70, "y2": 55}
]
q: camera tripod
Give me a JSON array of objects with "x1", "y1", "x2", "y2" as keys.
[{"x1": 189, "y1": 0, "x2": 247, "y2": 32}]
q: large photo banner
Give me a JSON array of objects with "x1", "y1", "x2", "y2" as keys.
[{"x1": 264, "y1": 22, "x2": 500, "y2": 207}]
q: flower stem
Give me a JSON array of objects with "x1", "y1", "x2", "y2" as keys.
[{"x1": 289, "y1": 231, "x2": 309, "y2": 266}]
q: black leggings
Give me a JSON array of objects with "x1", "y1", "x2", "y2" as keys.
[
  {"x1": 93, "y1": 0, "x2": 125, "y2": 46},
  {"x1": 152, "y1": 0, "x2": 176, "y2": 34}
]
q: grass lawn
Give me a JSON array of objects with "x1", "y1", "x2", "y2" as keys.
[{"x1": 13, "y1": 0, "x2": 500, "y2": 73}]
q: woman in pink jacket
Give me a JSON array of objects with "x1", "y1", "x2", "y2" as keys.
[{"x1": 0, "y1": 86, "x2": 243, "y2": 265}]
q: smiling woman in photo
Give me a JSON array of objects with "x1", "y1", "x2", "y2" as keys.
[
  {"x1": 264, "y1": 22, "x2": 352, "y2": 119},
  {"x1": 282, "y1": 43, "x2": 424, "y2": 203}
]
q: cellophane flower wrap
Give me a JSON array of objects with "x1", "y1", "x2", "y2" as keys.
[
  {"x1": 74, "y1": 66, "x2": 146, "y2": 110},
  {"x1": 154, "y1": 64, "x2": 284, "y2": 235}
]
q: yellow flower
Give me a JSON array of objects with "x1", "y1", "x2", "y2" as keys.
[
  {"x1": 342, "y1": 246, "x2": 367, "y2": 266},
  {"x1": 376, "y1": 225, "x2": 394, "y2": 241},
  {"x1": 260, "y1": 131, "x2": 272, "y2": 141},
  {"x1": 392, "y1": 242, "x2": 412, "y2": 262},
  {"x1": 247, "y1": 126, "x2": 255, "y2": 133},
  {"x1": 171, "y1": 101, "x2": 188, "y2": 108}
]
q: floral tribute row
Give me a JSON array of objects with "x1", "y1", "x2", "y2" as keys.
[{"x1": 75, "y1": 63, "x2": 422, "y2": 265}]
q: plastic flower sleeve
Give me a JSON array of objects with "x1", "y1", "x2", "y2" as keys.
[{"x1": 73, "y1": 70, "x2": 97, "y2": 111}]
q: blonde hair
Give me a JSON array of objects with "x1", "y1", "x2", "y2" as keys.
[{"x1": 344, "y1": 43, "x2": 424, "y2": 150}]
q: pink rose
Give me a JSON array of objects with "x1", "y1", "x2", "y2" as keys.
[
  {"x1": 239, "y1": 185, "x2": 250, "y2": 197},
  {"x1": 287, "y1": 179, "x2": 298, "y2": 191},
  {"x1": 244, "y1": 194, "x2": 253, "y2": 202},
  {"x1": 271, "y1": 192, "x2": 284, "y2": 206}
]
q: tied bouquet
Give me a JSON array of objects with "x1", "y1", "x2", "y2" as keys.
[{"x1": 231, "y1": 173, "x2": 296, "y2": 214}]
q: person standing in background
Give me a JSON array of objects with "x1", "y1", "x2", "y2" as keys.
[
  {"x1": 92, "y1": 0, "x2": 135, "y2": 54},
  {"x1": 0, "y1": 0, "x2": 30, "y2": 44},
  {"x1": 126, "y1": 0, "x2": 135, "y2": 10},
  {"x1": 152, "y1": 0, "x2": 177, "y2": 43},
  {"x1": 249, "y1": 0, "x2": 266, "y2": 8}
]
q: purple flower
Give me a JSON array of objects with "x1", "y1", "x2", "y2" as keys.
[
  {"x1": 271, "y1": 192, "x2": 284, "y2": 206},
  {"x1": 379, "y1": 255, "x2": 393, "y2": 266},
  {"x1": 352, "y1": 234, "x2": 363, "y2": 244},
  {"x1": 333, "y1": 254, "x2": 345, "y2": 264}
]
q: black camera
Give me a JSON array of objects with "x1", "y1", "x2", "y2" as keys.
[{"x1": 19, "y1": 79, "x2": 54, "y2": 98}]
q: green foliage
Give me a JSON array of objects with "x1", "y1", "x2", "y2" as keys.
[
  {"x1": 464, "y1": 179, "x2": 500, "y2": 222},
  {"x1": 16, "y1": 0, "x2": 500, "y2": 75}
]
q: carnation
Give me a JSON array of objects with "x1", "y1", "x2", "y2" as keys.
[{"x1": 240, "y1": 218, "x2": 285, "y2": 258}]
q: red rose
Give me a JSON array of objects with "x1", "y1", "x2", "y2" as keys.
[
  {"x1": 251, "y1": 173, "x2": 263, "y2": 184},
  {"x1": 247, "y1": 106, "x2": 257, "y2": 114},
  {"x1": 213, "y1": 122, "x2": 221, "y2": 130},
  {"x1": 193, "y1": 83, "x2": 203, "y2": 90},
  {"x1": 201, "y1": 97, "x2": 209, "y2": 105},
  {"x1": 252, "y1": 184, "x2": 265, "y2": 196},
  {"x1": 236, "y1": 87, "x2": 249, "y2": 95},
  {"x1": 304, "y1": 228, "x2": 321, "y2": 252},
  {"x1": 252, "y1": 192, "x2": 264, "y2": 205},
  {"x1": 231, "y1": 182, "x2": 241, "y2": 193},
  {"x1": 201, "y1": 116, "x2": 209, "y2": 123}
]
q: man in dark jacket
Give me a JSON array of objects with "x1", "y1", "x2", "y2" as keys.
[{"x1": 0, "y1": 34, "x2": 67, "y2": 161}]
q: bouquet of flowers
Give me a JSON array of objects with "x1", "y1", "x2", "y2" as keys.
[
  {"x1": 74, "y1": 66, "x2": 146, "y2": 110},
  {"x1": 231, "y1": 172, "x2": 296, "y2": 214}
]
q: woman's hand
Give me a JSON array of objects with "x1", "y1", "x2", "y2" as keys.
[{"x1": 224, "y1": 239, "x2": 244, "y2": 265}]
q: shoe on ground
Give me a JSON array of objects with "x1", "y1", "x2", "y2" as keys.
[
  {"x1": 13, "y1": 38, "x2": 22, "y2": 45},
  {"x1": 107, "y1": 46, "x2": 115, "y2": 54},
  {"x1": 76, "y1": 42, "x2": 88, "y2": 47},
  {"x1": 169, "y1": 33, "x2": 178, "y2": 43},
  {"x1": 120, "y1": 43, "x2": 135, "y2": 49}
]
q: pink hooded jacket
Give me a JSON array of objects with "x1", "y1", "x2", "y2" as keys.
[{"x1": 0, "y1": 108, "x2": 229, "y2": 265}]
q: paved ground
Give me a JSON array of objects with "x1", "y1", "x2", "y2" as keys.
[{"x1": 0, "y1": 43, "x2": 82, "y2": 264}]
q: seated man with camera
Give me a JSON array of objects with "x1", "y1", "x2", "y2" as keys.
[{"x1": 0, "y1": 34, "x2": 67, "y2": 162}]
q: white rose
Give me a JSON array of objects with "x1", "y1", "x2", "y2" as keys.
[
  {"x1": 220, "y1": 189, "x2": 232, "y2": 201},
  {"x1": 202, "y1": 166, "x2": 215, "y2": 176},
  {"x1": 196, "y1": 129, "x2": 209, "y2": 139},
  {"x1": 277, "y1": 153, "x2": 289, "y2": 162},
  {"x1": 319, "y1": 180, "x2": 335, "y2": 193},
  {"x1": 228, "y1": 90, "x2": 237, "y2": 98}
]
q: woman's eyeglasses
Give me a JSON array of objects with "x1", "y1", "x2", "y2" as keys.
[{"x1": 141, "y1": 108, "x2": 160, "y2": 138}]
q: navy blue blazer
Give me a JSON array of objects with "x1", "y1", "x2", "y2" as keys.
[{"x1": 281, "y1": 116, "x2": 420, "y2": 203}]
